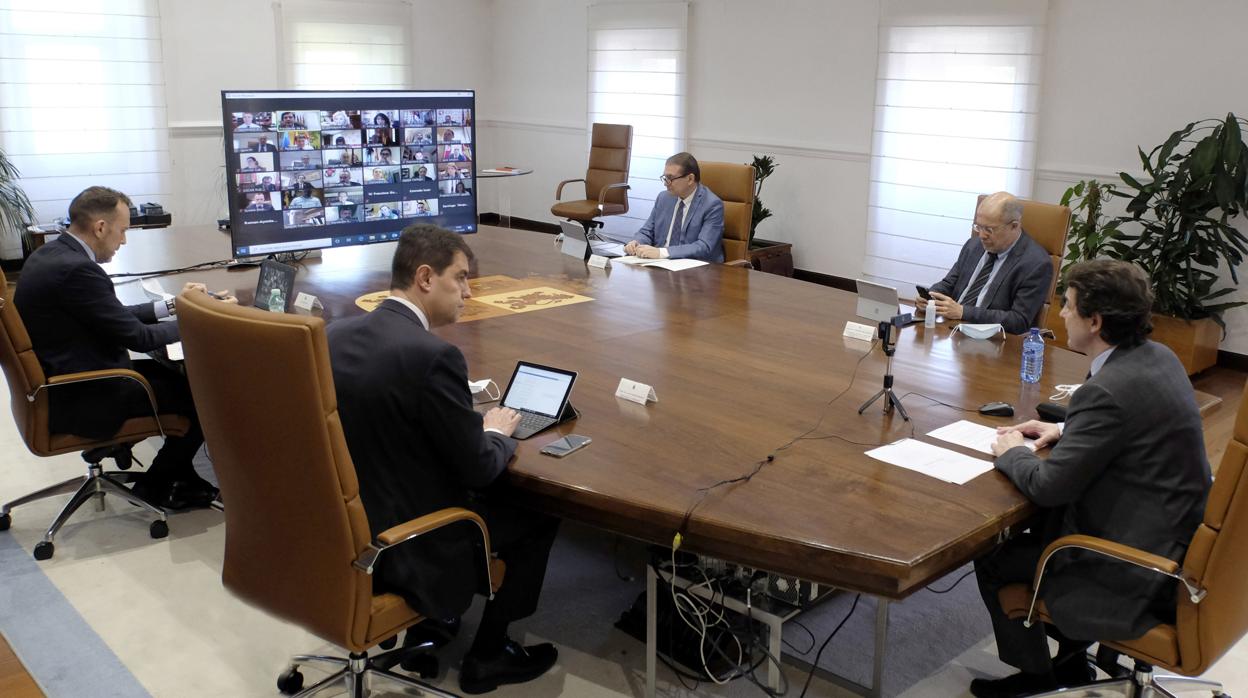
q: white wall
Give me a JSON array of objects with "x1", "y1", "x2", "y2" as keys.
[{"x1": 153, "y1": 0, "x2": 1248, "y2": 353}]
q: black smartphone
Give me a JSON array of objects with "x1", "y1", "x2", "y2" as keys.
[
  {"x1": 540, "y1": 434, "x2": 592, "y2": 458},
  {"x1": 915, "y1": 285, "x2": 931, "y2": 300}
]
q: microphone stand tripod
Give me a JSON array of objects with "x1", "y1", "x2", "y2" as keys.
[{"x1": 857, "y1": 316, "x2": 910, "y2": 421}]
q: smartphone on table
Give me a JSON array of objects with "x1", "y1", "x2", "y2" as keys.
[
  {"x1": 540, "y1": 434, "x2": 592, "y2": 458},
  {"x1": 915, "y1": 285, "x2": 931, "y2": 301}
]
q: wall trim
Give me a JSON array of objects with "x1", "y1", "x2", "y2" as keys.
[
  {"x1": 480, "y1": 120, "x2": 586, "y2": 137},
  {"x1": 689, "y1": 137, "x2": 870, "y2": 163},
  {"x1": 1035, "y1": 166, "x2": 1122, "y2": 184},
  {"x1": 169, "y1": 121, "x2": 223, "y2": 138}
]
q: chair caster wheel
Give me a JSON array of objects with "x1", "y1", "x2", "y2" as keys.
[
  {"x1": 33, "y1": 541, "x2": 54, "y2": 560},
  {"x1": 379, "y1": 635, "x2": 397, "y2": 650},
  {"x1": 0, "y1": 513, "x2": 10, "y2": 531},
  {"x1": 400, "y1": 653, "x2": 439, "y2": 679},
  {"x1": 150, "y1": 519, "x2": 168, "y2": 539},
  {"x1": 277, "y1": 666, "x2": 304, "y2": 694}
]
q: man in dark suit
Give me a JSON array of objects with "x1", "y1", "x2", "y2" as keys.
[
  {"x1": 625, "y1": 152, "x2": 725, "y2": 263},
  {"x1": 971, "y1": 259, "x2": 1211, "y2": 698},
  {"x1": 14, "y1": 186, "x2": 234, "y2": 509},
  {"x1": 921, "y1": 191, "x2": 1053, "y2": 334},
  {"x1": 326, "y1": 224, "x2": 559, "y2": 695},
  {"x1": 253, "y1": 135, "x2": 278, "y2": 153}
]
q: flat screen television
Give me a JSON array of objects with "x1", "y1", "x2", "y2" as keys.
[{"x1": 221, "y1": 89, "x2": 476, "y2": 258}]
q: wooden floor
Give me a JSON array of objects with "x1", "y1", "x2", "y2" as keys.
[
  {"x1": 0, "y1": 633, "x2": 43, "y2": 698},
  {"x1": 1193, "y1": 366, "x2": 1247, "y2": 472}
]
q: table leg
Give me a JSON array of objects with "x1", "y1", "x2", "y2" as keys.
[
  {"x1": 872, "y1": 597, "x2": 889, "y2": 698},
  {"x1": 646, "y1": 565, "x2": 656, "y2": 698},
  {"x1": 767, "y1": 615, "x2": 783, "y2": 691}
]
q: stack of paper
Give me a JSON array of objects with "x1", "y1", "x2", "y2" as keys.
[
  {"x1": 926, "y1": 420, "x2": 1037, "y2": 456},
  {"x1": 865, "y1": 438, "x2": 995, "y2": 485},
  {"x1": 614, "y1": 256, "x2": 708, "y2": 271}
]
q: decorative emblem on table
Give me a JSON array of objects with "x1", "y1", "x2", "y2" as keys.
[
  {"x1": 354, "y1": 290, "x2": 390, "y2": 312},
  {"x1": 472, "y1": 286, "x2": 594, "y2": 315}
]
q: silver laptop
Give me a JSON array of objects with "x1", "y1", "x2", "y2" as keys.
[
  {"x1": 500, "y1": 361, "x2": 579, "y2": 439},
  {"x1": 854, "y1": 279, "x2": 910, "y2": 324},
  {"x1": 559, "y1": 220, "x2": 626, "y2": 259}
]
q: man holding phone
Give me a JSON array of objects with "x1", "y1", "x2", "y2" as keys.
[
  {"x1": 918, "y1": 191, "x2": 1052, "y2": 334},
  {"x1": 326, "y1": 225, "x2": 560, "y2": 694}
]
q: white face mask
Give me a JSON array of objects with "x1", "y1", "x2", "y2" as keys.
[{"x1": 468, "y1": 378, "x2": 500, "y2": 402}]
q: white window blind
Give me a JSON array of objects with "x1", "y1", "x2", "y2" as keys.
[
  {"x1": 0, "y1": 0, "x2": 169, "y2": 226},
  {"x1": 864, "y1": 2, "x2": 1046, "y2": 292},
  {"x1": 279, "y1": 0, "x2": 410, "y2": 91},
  {"x1": 587, "y1": 2, "x2": 686, "y2": 238}
]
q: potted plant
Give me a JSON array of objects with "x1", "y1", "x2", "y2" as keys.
[
  {"x1": 0, "y1": 146, "x2": 37, "y2": 266},
  {"x1": 744, "y1": 155, "x2": 793, "y2": 276},
  {"x1": 1053, "y1": 113, "x2": 1248, "y2": 374}
]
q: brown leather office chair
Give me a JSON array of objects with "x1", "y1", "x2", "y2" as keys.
[
  {"x1": 998, "y1": 384, "x2": 1248, "y2": 697},
  {"x1": 700, "y1": 161, "x2": 756, "y2": 265},
  {"x1": 975, "y1": 194, "x2": 1071, "y2": 328},
  {"x1": 0, "y1": 268, "x2": 188, "y2": 560},
  {"x1": 175, "y1": 290, "x2": 504, "y2": 697},
  {"x1": 552, "y1": 123, "x2": 632, "y2": 231}
]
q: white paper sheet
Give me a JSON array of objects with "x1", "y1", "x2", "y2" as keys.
[
  {"x1": 614, "y1": 256, "x2": 708, "y2": 271},
  {"x1": 140, "y1": 277, "x2": 173, "y2": 301},
  {"x1": 927, "y1": 419, "x2": 1037, "y2": 456},
  {"x1": 865, "y1": 438, "x2": 995, "y2": 485}
]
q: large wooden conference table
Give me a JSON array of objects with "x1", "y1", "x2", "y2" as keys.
[{"x1": 109, "y1": 223, "x2": 1090, "y2": 692}]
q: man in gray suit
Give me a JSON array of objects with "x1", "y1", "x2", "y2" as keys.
[
  {"x1": 920, "y1": 191, "x2": 1052, "y2": 334},
  {"x1": 625, "y1": 152, "x2": 725, "y2": 263},
  {"x1": 971, "y1": 259, "x2": 1211, "y2": 698}
]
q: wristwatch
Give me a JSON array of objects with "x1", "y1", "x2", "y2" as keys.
[{"x1": 164, "y1": 298, "x2": 176, "y2": 315}]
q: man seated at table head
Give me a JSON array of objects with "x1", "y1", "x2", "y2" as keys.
[
  {"x1": 972, "y1": 259, "x2": 1211, "y2": 698},
  {"x1": 919, "y1": 191, "x2": 1052, "y2": 334},
  {"x1": 325, "y1": 224, "x2": 560, "y2": 694},
  {"x1": 13, "y1": 186, "x2": 238, "y2": 510},
  {"x1": 623, "y1": 152, "x2": 724, "y2": 263}
]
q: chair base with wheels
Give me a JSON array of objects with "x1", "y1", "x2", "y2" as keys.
[
  {"x1": 277, "y1": 639, "x2": 452, "y2": 698},
  {"x1": 1024, "y1": 658, "x2": 1228, "y2": 698},
  {"x1": 0, "y1": 444, "x2": 168, "y2": 560}
]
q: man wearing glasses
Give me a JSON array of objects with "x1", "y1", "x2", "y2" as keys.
[
  {"x1": 623, "y1": 152, "x2": 724, "y2": 262},
  {"x1": 920, "y1": 191, "x2": 1053, "y2": 334}
]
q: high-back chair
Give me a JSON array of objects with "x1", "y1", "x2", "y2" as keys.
[
  {"x1": 998, "y1": 384, "x2": 1248, "y2": 696},
  {"x1": 699, "y1": 161, "x2": 756, "y2": 265},
  {"x1": 175, "y1": 290, "x2": 504, "y2": 697},
  {"x1": 976, "y1": 194, "x2": 1071, "y2": 328},
  {"x1": 0, "y1": 268, "x2": 187, "y2": 560},
  {"x1": 552, "y1": 123, "x2": 633, "y2": 231}
]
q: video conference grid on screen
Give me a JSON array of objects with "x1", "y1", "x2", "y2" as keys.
[{"x1": 222, "y1": 90, "x2": 476, "y2": 257}]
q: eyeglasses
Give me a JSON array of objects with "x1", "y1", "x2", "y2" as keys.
[
  {"x1": 971, "y1": 220, "x2": 1018, "y2": 235},
  {"x1": 659, "y1": 172, "x2": 690, "y2": 184}
]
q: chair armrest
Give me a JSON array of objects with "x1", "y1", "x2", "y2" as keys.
[
  {"x1": 555, "y1": 178, "x2": 585, "y2": 200},
  {"x1": 595, "y1": 181, "x2": 631, "y2": 209},
  {"x1": 353, "y1": 507, "x2": 499, "y2": 598},
  {"x1": 37, "y1": 369, "x2": 164, "y2": 433},
  {"x1": 1020, "y1": 533, "x2": 1205, "y2": 628}
]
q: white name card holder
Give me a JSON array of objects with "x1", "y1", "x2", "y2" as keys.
[
  {"x1": 843, "y1": 321, "x2": 876, "y2": 342},
  {"x1": 293, "y1": 292, "x2": 323, "y2": 313},
  {"x1": 615, "y1": 378, "x2": 657, "y2": 406},
  {"x1": 588, "y1": 254, "x2": 611, "y2": 269}
]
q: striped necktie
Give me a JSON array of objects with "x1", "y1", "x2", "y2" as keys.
[
  {"x1": 664, "y1": 199, "x2": 686, "y2": 247},
  {"x1": 961, "y1": 252, "x2": 999, "y2": 307}
]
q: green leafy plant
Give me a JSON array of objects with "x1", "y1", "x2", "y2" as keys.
[
  {"x1": 749, "y1": 154, "x2": 776, "y2": 245},
  {"x1": 1113, "y1": 113, "x2": 1248, "y2": 327},
  {"x1": 0, "y1": 146, "x2": 37, "y2": 257},
  {"x1": 1057, "y1": 179, "x2": 1125, "y2": 291},
  {"x1": 1058, "y1": 113, "x2": 1248, "y2": 329}
]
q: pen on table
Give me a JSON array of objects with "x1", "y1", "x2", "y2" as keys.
[{"x1": 207, "y1": 291, "x2": 228, "y2": 300}]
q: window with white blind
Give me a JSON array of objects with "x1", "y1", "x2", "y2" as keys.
[
  {"x1": 278, "y1": 0, "x2": 410, "y2": 91},
  {"x1": 587, "y1": 2, "x2": 687, "y2": 238},
  {"x1": 0, "y1": 0, "x2": 169, "y2": 229},
  {"x1": 864, "y1": 4, "x2": 1046, "y2": 294}
]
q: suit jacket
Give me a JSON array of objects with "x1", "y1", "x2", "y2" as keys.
[
  {"x1": 326, "y1": 299, "x2": 517, "y2": 619},
  {"x1": 13, "y1": 234, "x2": 180, "y2": 437},
  {"x1": 634, "y1": 184, "x2": 725, "y2": 262},
  {"x1": 996, "y1": 340, "x2": 1210, "y2": 641},
  {"x1": 929, "y1": 232, "x2": 1052, "y2": 334}
]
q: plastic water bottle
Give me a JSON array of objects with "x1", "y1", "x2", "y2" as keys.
[
  {"x1": 268, "y1": 288, "x2": 285, "y2": 313},
  {"x1": 924, "y1": 300, "x2": 936, "y2": 328},
  {"x1": 1020, "y1": 327, "x2": 1044, "y2": 384}
]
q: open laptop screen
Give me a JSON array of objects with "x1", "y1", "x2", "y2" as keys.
[{"x1": 501, "y1": 362, "x2": 577, "y2": 417}]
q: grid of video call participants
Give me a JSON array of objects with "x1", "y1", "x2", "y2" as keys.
[{"x1": 231, "y1": 108, "x2": 474, "y2": 229}]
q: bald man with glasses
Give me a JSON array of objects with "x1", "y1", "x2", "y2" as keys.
[{"x1": 919, "y1": 191, "x2": 1053, "y2": 334}]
